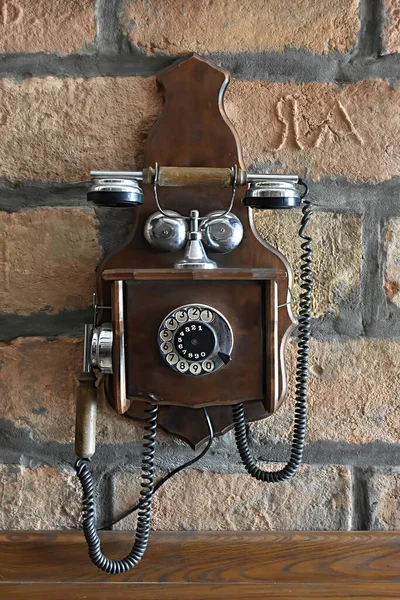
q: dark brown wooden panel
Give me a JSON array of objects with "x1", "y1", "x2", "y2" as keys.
[
  {"x1": 102, "y1": 268, "x2": 287, "y2": 281},
  {"x1": 95, "y1": 55, "x2": 296, "y2": 444},
  {"x1": 125, "y1": 280, "x2": 264, "y2": 407}
]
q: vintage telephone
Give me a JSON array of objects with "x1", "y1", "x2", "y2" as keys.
[{"x1": 73, "y1": 55, "x2": 312, "y2": 573}]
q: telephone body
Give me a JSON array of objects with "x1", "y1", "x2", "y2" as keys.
[{"x1": 74, "y1": 55, "x2": 312, "y2": 574}]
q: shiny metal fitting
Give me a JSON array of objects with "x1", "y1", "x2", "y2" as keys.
[
  {"x1": 87, "y1": 178, "x2": 144, "y2": 207},
  {"x1": 201, "y1": 210, "x2": 243, "y2": 253},
  {"x1": 144, "y1": 210, "x2": 188, "y2": 252},
  {"x1": 90, "y1": 324, "x2": 113, "y2": 373},
  {"x1": 175, "y1": 210, "x2": 217, "y2": 270},
  {"x1": 243, "y1": 181, "x2": 301, "y2": 209}
]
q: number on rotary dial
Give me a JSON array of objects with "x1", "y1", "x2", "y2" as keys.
[{"x1": 158, "y1": 304, "x2": 232, "y2": 376}]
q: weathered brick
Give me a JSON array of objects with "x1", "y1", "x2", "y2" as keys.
[
  {"x1": 0, "y1": 464, "x2": 80, "y2": 528},
  {"x1": 0, "y1": 0, "x2": 95, "y2": 54},
  {"x1": 382, "y1": 0, "x2": 400, "y2": 54},
  {"x1": 384, "y1": 218, "x2": 400, "y2": 307},
  {"x1": 0, "y1": 208, "x2": 101, "y2": 313},
  {"x1": 0, "y1": 77, "x2": 161, "y2": 182},
  {"x1": 0, "y1": 337, "x2": 171, "y2": 445},
  {"x1": 254, "y1": 339, "x2": 400, "y2": 444},
  {"x1": 225, "y1": 79, "x2": 400, "y2": 183},
  {"x1": 114, "y1": 465, "x2": 351, "y2": 530},
  {"x1": 121, "y1": 0, "x2": 359, "y2": 55},
  {"x1": 368, "y1": 468, "x2": 400, "y2": 530},
  {"x1": 1, "y1": 77, "x2": 398, "y2": 183},
  {"x1": 254, "y1": 210, "x2": 361, "y2": 317}
]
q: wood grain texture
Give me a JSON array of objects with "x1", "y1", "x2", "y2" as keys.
[
  {"x1": 102, "y1": 267, "x2": 287, "y2": 281},
  {"x1": 125, "y1": 280, "x2": 263, "y2": 408},
  {"x1": 1, "y1": 583, "x2": 399, "y2": 599},
  {"x1": 95, "y1": 54, "x2": 296, "y2": 444},
  {"x1": 0, "y1": 531, "x2": 399, "y2": 599}
]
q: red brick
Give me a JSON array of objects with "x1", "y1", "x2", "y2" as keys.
[
  {"x1": 384, "y1": 218, "x2": 400, "y2": 307},
  {"x1": 368, "y1": 469, "x2": 400, "y2": 530},
  {"x1": 254, "y1": 339, "x2": 400, "y2": 444},
  {"x1": 0, "y1": 77, "x2": 161, "y2": 182},
  {"x1": 0, "y1": 465, "x2": 80, "y2": 529},
  {"x1": 1, "y1": 77, "x2": 398, "y2": 183},
  {"x1": 254, "y1": 210, "x2": 361, "y2": 317},
  {"x1": 0, "y1": 337, "x2": 171, "y2": 445},
  {"x1": 382, "y1": 0, "x2": 400, "y2": 54},
  {"x1": 0, "y1": 208, "x2": 101, "y2": 314},
  {"x1": 121, "y1": 0, "x2": 359, "y2": 55},
  {"x1": 0, "y1": 0, "x2": 95, "y2": 55},
  {"x1": 225, "y1": 79, "x2": 400, "y2": 183},
  {"x1": 114, "y1": 465, "x2": 351, "y2": 531}
]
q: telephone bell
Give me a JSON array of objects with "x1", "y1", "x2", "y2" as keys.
[
  {"x1": 200, "y1": 210, "x2": 243, "y2": 253},
  {"x1": 144, "y1": 210, "x2": 188, "y2": 252}
]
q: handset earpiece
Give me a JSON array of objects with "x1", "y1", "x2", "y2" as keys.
[
  {"x1": 87, "y1": 178, "x2": 144, "y2": 207},
  {"x1": 242, "y1": 180, "x2": 301, "y2": 209}
]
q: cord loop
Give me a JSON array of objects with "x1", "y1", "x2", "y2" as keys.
[
  {"x1": 75, "y1": 404, "x2": 158, "y2": 573},
  {"x1": 233, "y1": 195, "x2": 313, "y2": 481}
]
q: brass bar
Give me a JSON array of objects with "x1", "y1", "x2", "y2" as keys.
[
  {"x1": 90, "y1": 167, "x2": 298, "y2": 187},
  {"x1": 157, "y1": 166, "x2": 233, "y2": 187}
]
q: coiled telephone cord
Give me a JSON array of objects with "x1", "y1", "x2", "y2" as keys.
[
  {"x1": 106, "y1": 407, "x2": 214, "y2": 529},
  {"x1": 75, "y1": 403, "x2": 158, "y2": 574},
  {"x1": 233, "y1": 187, "x2": 312, "y2": 481}
]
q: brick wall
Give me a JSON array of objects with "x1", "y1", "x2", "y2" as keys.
[{"x1": 0, "y1": 0, "x2": 399, "y2": 532}]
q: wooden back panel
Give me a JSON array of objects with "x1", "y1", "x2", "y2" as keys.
[{"x1": 96, "y1": 55, "x2": 295, "y2": 447}]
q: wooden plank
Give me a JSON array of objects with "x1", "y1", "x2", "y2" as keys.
[
  {"x1": 102, "y1": 268, "x2": 287, "y2": 281},
  {"x1": 0, "y1": 531, "x2": 399, "y2": 585},
  {"x1": 0, "y1": 583, "x2": 399, "y2": 600},
  {"x1": 264, "y1": 279, "x2": 279, "y2": 412}
]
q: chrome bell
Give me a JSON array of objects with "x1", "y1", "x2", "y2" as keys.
[
  {"x1": 144, "y1": 210, "x2": 188, "y2": 252},
  {"x1": 201, "y1": 210, "x2": 243, "y2": 253}
]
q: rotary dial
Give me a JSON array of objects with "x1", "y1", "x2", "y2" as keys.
[{"x1": 158, "y1": 304, "x2": 233, "y2": 376}]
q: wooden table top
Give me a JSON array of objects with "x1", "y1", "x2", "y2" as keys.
[{"x1": 0, "y1": 530, "x2": 399, "y2": 599}]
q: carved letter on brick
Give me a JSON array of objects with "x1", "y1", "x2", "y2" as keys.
[{"x1": 274, "y1": 96, "x2": 363, "y2": 150}]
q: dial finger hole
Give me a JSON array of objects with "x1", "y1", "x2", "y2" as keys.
[
  {"x1": 161, "y1": 341, "x2": 173, "y2": 354},
  {"x1": 166, "y1": 317, "x2": 178, "y2": 330},
  {"x1": 175, "y1": 310, "x2": 188, "y2": 323},
  {"x1": 176, "y1": 359, "x2": 188, "y2": 373},
  {"x1": 189, "y1": 362, "x2": 201, "y2": 375},
  {"x1": 200, "y1": 309, "x2": 214, "y2": 323},
  {"x1": 188, "y1": 307, "x2": 200, "y2": 320},
  {"x1": 160, "y1": 329, "x2": 172, "y2": 341},
  {"x1": 202, "y1": 359, "x2": 214, "y2": 373},
  {"x1": 166, "y1": 353, "x2": 178, "y2": 365}
]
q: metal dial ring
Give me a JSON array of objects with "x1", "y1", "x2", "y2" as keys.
[{"x1": 158, "y1": 304, "x2": 233, "y2": 376}]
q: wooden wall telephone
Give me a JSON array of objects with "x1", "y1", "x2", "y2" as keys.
[{"x1": 74, "y1": 55, "x2": 312, "y2": 574}]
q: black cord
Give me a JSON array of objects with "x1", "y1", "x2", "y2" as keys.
[
  {"x1": 102, "y1": 407, "x2": 215, "y2": 529},
  {"x1": 75, "y1": 403, "x2": 158, "y2": 573},
  {"x1": 233, "y1": 185, "x2": 312, "y2": 481}
]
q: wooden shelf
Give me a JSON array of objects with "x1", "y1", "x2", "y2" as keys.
[
  {"x1": 0, "y1": 531, "x2": 399, "y2": 598},
  {"x1": 102, "y1": 267, "x2": 288, "y2": 281}
]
